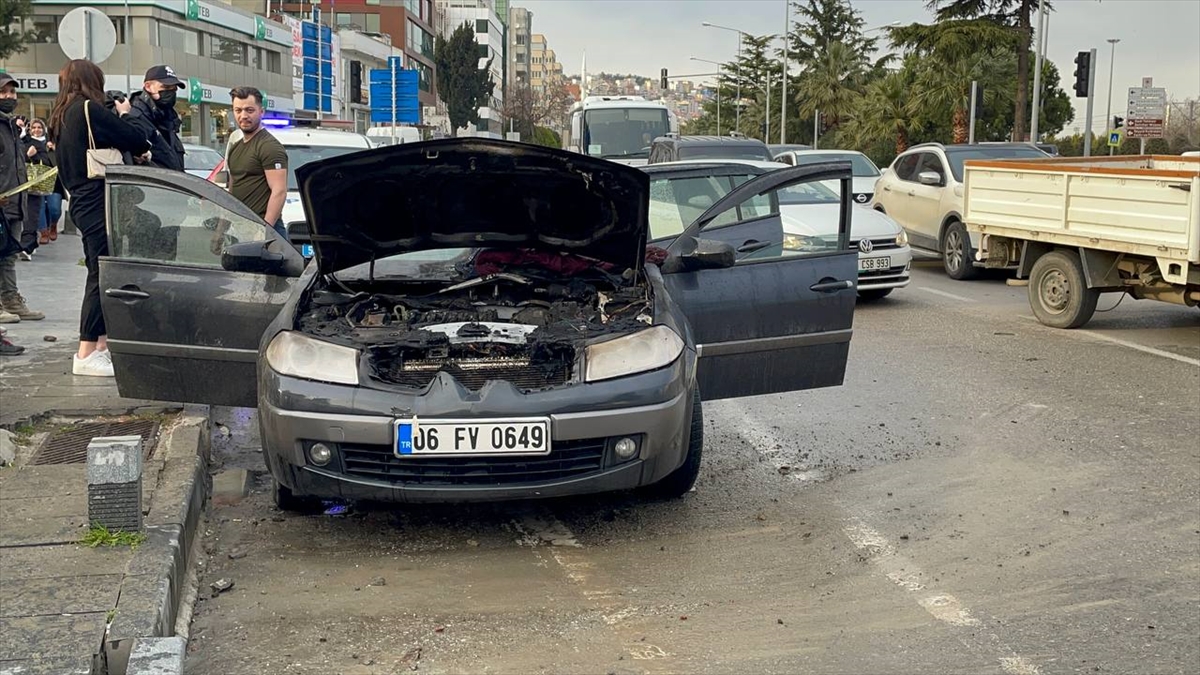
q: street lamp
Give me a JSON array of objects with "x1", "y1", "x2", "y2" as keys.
[
  {"x1": 701, "y1": 21, "x2": 750, "y2": 135},
  {"x1": 691, "y1": 56, "x2": 723, "y2": 136},
  {"x1": 1105, "y1": 38, "x2": 1120, "y2": 155}
]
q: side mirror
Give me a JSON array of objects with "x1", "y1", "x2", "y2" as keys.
[
  {"x1": 917, "y1": 171, "x2": 942, "y2": 186},
  {"x1": 221, "y1": 240, "x2": 296, "y2": 276},
  {"x1": 663, "y1": 239, "x2": 736, "y2": 274}
]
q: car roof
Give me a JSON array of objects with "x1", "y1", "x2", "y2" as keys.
[
  {"x1": 270, "y1": 128, "x2": 372, "y2": 148},
  {"x1": 642, "y1": 158, "x2": 790, "y2": 174},
  {"x1": 780, "y1": 149, "x2": 864, "y2": 157},
  {"x1": 660, "y1": 135, "x2": 769, "y2": 146}
]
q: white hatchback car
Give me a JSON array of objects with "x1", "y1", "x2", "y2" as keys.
[{"x1": 644, "y1": 159, "x2": 911, "y2": 301}]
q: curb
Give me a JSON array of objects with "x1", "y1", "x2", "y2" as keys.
[{"x1": 103, "y1": 408, "x2": 211, "y2": 675}]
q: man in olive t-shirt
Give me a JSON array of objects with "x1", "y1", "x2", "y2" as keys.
[{"x1": 226, "y1": 87, "x2": 288, "y2": 239}]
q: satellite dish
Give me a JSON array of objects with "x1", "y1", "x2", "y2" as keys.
[{"x1": 59, "y1": 7, "x2": 117, "y2": 64}]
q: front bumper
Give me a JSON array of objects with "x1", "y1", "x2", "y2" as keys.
[
  {"x1": 257, "y1": 357, "x2": 696, "y2": 503},
  {"x1": 856, "y1": 244, "x2": 913, "y2": 291}
]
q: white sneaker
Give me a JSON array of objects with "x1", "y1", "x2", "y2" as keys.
[{"x1": 73, "y1": 349, "x2": 115, "y2": 377}]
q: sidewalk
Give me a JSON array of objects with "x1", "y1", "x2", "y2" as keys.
[
  {"x1": 0, "y1": 233, "x2": 154, "y2": 427},
  {"x1": 1, "y1": 234, "x2": 210, "y2": 674}
]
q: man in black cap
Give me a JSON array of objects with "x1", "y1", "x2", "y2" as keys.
[
  {"x1": 0, "y1": 72, "x2": 43, "y2": 326},
  {"x1": 125, "y1": 65, "x2": 187, "y2": 171}
]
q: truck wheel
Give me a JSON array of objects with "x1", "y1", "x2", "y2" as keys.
[
  {"x1": 942, "y1": 221, "x2": 980, "y2": 280},
  {"x1": 857, "y1": 288, "x2": 893, "y2": 303},
  {"x1": 1028, "y1": 250, "x2": 1100, "y2": 329},
  {"x1": 644, "y1": 388, "x2": 703, "y2": 500}
]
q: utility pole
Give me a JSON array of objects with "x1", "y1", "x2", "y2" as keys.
[
  {"x1": 1030, "y1": 0, "x2": 1046, "y2": 142},
  {"x1": 735, "y1": 31, "x2": 742, "y2": 135},
  {"x1": 1105, "y1": 38, "x2": 1120, "y2": 155},
  {"x1": 813, "y1": 109, "x2": 819, "y2": 149},
  {"x1": 765, "y1": 70, "x2": 771, "y2": 142},
  {"x1": 969, "y1": 81, "x2": 979, "y2": 144},
  {"x1": 780, "y1": 0, "x2": 788, "y2": 144}
]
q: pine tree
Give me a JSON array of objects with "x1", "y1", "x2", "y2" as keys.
[{"x1": 434, "y1": 22, "x2": 496, "y2": 137}]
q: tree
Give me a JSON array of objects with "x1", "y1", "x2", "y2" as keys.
[
  {"x1": 531, "y1": 126, "x2": 561, "y2": 149},
  {"x1": 785, "y1": 0, "x2": 877, "y2": 69},
  {"x1": 434, "y1": 21, "x2": 495, "y2": 137},
  {"x1": 0, "y1": 0, "x2": 38, "y2": 60},
  {"x1": 927, "y1": 0, "x2": 1049, "y2": 141},
  {"x1": 501, "y1": 81, "x2": 572, "y2": 141},
  {"x1": 839, "y1": 69, "x2": 920, "y2": 156},
  {"x1": 795, "y1": 41, "x2": 865, "y2": 135},
  {"x1": 914, "y1": 48, "x2": 1015, "y2": 143}
]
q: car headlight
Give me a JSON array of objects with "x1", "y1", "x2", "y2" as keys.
[
  {"x1": 265, "y1": 331, "x2": 359, "y2": 385},
  {"x1": 895, "y1": 229, "x2": 909, "y2": 247},
  {"x1": 585, "y1": 326, "x2": 684, "y2": 383},
  {"x1": 784, "y1": 233, "x2": 826, "y2": 251}
]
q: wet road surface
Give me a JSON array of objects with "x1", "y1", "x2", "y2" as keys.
[{"x1": 185, "y1": 266, "x2": 1200, "y2": 675}]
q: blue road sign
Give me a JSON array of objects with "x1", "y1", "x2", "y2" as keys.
[{"x1": 369, "y1": 64, "x2": 420, "y2": 125}]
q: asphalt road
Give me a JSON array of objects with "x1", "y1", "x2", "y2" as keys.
[{"x1": 184, "y1": 266, "x2": 1200, "y2": 675}]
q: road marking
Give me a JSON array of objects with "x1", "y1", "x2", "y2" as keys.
[
  {"x1": 724, "y1": 406, "x2": 828, "y2": 482},
  {"x1": 917, "y1": 286, "x2": 975, "y2": 302},
  {"x1": 1019, "y1": 316, "x2": 1200, "y2": 367},
  {"x1": 842, "y1": 516, "x2": 1040, "y2": 674}
]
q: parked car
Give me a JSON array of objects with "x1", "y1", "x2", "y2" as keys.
[
  {"x1": 871, "y1": 142, "x2": 1049, "y2": 279},
  {"x1": 98, "y1": 140, "x2": 857, "y2": 507},
  {"x1": 768, "y1": 143, "x2": 812, "y2": 157},
  {"x1": 773, "y1": 149, "x2": 882, "y2": 206},
  {"x1": 644, "y1": 159, "x2": 911, "y2": 301},
  {"x1": 208, "y1": 127, "x2": 373, "y2": 255},
  {"x1": 648, "y1": 135, "x2": 774, "y2": 164},
  {"x1": 182, "y1": 143, "x2": 222, "y2": 179}
]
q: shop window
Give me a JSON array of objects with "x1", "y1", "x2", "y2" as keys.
[
  {"x1": 158, "y1": 22, "x2": 199, "y2": 54},
  {"x1": 268, "y1": 51, "x2": 283, "y2": 75},
  {"x1": 250, "y1": 47, "x2": 264, "y2": 71},
  {"x1": 210, "y1": 35, "x2": 246, "y2": 66}
]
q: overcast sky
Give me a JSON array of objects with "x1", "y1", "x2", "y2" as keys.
[{"x1": 520, "y1": 0, "x2": 1200, "y2": 133}]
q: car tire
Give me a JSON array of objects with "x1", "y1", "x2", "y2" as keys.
[
  {"x1": 272, "y1": 478, "x2": 317, "y2": 512},
  {"x1": 857, "y1": 288, "x2": 893, "y2": 303},
  {"x1": 941, "y1": 221, "x2": 980, "y2": 280},
  {"x1": 1028, "y1": 250, "x2": 1100, "y2": 329},
  {"x1": 644, "y1": 388, "x2": 703, "y2": 500}
]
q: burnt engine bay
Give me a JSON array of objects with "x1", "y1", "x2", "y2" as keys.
[{"x1": 298, "y1": 262, "x2": 654, "y2": 392}]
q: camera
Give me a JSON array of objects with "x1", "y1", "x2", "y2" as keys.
[{"x1": 103, "y1": 90, "x2": 127, "y2": 110}]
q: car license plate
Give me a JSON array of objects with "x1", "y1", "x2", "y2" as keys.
[
  {"x1": 394, "y1": 418, "x2": 551, "y2": 457},
  {"x1": 859, "y1": 256, "x2": 891, "y2": 272},
  {"x1": 300, "y1": 244, "x2": 314, "y2": 258}
]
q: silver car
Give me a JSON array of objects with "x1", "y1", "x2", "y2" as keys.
[{"x1": 98, "y1": 140, "x2": 858, "y2": 507}]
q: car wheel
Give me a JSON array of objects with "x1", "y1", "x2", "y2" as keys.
[
  {"x1": 644, "y1": 388, "x2": 703, "y2": 500},
  {"x1": 857, "y1": 288, "x2": 893, "y2": 303},
  {"x1": 272, "y1": 478, "x2": 317, "y2": 512},
  {"x1": 1028, "y1": 250, "x2": 1100, "y2": 329},
  {"x1": 941, "y1": 221, "x2": 980, "y2": 280}
]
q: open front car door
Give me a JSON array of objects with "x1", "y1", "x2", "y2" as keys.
[{"x1": 657, "y1": 162, "x2": 858, "y2": 400}]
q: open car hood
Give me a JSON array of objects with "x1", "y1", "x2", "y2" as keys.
[{"x1": 296, "y1": 138, "x2": 650, "y2": 273}]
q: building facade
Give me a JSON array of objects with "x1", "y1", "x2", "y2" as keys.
[
  {"x1": 507, "y1": 6, "x2": 531, "y2": 88},
  {"x1": 529, "y1": 33, "x2": 562, "y2": 95},
  {"x1": 275, "y1": 0, "x2": 439, "y2": 111},
  {"x1": 435, "y1": 0, "x2": 505, "y2": 136},
  {"x1": 6, "y1": 0, "x2": 295, "y2": 148}
]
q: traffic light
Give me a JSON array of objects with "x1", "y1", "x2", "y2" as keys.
[
  {"x1": 1112, "y1": 115, "x2": 1124, "y2": 130},
  {"x1": 1072, "y1": 51, "x2": 1091, "y2": 98},
  {"x1": 660, "y1": 68, "x2": 668, "y2": 90},
  {"x1": 973, "y1": 85, "x2": 984, "y2": 115},
  {"x1": 349, "y1": 61, "x2": 363, "y2": 104}
]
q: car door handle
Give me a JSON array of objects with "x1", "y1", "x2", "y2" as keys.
[
  {"x1": 105, "y1": 288, "x2": 150, "y2": 300},
  {"x1": 809, "y1": 279, "x2": 854, "y2": 293},
  {"x1": 737, "y1": 240, "x2": 772, "y2": 254}
]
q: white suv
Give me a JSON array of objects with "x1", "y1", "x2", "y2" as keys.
[{"x1": 872, "y1": 143, "x2": 1048, "y2": 279}]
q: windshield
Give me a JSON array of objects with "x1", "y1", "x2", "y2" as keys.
[
  {"x1": 286, "y1": 146, "x2": 365, "y2": 190},
  {"x1": 945, "y1": 147, "x2": 1048, "y2": 182},
  {"x1": 336, "y1": 248, "x2": 473, "y2": 281},
  {"x1": 677, "y1": 145, "x2": 774, "y2": 161},
  {"x1": 184, "y1": 147, "x2": 222, "y2": 172},
  {"x1": 778, "y1": 180, "x2": 841, "y2": 206},
  {"x1": 788, "y1": 153, "x2": 880, "y2": 177},
  {"x1": 583, "y1": 108, "x2": 670, "y2": 159}
]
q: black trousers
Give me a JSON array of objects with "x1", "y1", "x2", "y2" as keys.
[{"x1": 72, "y1": 197, "x2": 108, "y2": 342}]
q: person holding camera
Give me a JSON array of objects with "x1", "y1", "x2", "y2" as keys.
[
  {"x1": 124, "y1": 65, "x2": 186, "y2": 171},
  {"x1": 48, "y1": 60, "x2": 152, "y2": 377}
]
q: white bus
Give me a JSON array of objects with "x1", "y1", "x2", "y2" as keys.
[{"x1": 563, "y1": 96, "x2": 679, "y2": 166}]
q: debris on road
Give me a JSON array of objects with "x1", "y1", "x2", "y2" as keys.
[
  {"x1": 210, "y1": 578, "x2": 235, "y2": 595},
  {"x1": 368, "y1": 576, "x2": 387, "y2": 587}
]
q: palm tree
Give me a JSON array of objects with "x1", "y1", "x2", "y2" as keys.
[
  {"x1": 914, "y1": 49, "x2": 1015, "y2": 143},
  {"x1": 795, "y1": 41, "x2": 866, "y2": 134},
  {"x1": 842, "y1": 70, "x2": 921, "y2": 155}
]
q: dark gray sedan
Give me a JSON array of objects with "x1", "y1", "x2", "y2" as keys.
[{"x1": 99, "y1": 139, "x2": 857, "y2": 508}]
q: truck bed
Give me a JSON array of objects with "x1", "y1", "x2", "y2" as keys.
[{"x1": 964, "y1": 155, "x2": 1200, "y2": 265}]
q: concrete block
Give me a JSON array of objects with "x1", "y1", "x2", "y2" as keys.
[
  {"x1": 126, "y1": 636, "x2": 185, "y2": 675},
  {"x1": 86, "y1": 436, "x2": 144, "y2": 485}
]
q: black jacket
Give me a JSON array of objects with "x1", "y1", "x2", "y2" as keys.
[
  {"x1": 55, "y1": 99, "x2": 152, "y2": 227},
  {"x1": 23, "y1": 135, "x2": 52, "y2": 166},
  {"x1": 0, "y1": 115, "x2": 27, "y2": 228},
  {"x1": 125, "y1": 91, "x2": 185, "y2": 171}
]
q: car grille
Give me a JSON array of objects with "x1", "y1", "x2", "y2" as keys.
[
  {"x1": 377, "y1": 357, "x2": 573, "y2": 392},
  {"x1": 858, "y1": 267, "x2": 908, "y2": 280},
  {"x1": 340, "y1": 437, "x2": 609, "y2": 486},
  {"x1": 850, "y1": 238, "x2": 900, "y2": 251}
]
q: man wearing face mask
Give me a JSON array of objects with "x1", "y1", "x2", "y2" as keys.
[
  {"x1": 124, "y1": 65, "x2": 186, "y2": 171},
  {"x1": 0, "y1": 73, "x2": 44, "y2": 324}
]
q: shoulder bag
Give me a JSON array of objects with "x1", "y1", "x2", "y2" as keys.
[{"x1": 84, "y1": 100, "x2": 123, "y2": 179}]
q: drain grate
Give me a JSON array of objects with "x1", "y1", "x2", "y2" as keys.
[{"x1": 31, "y1": 419, "x2": 161, "y2": 465}]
